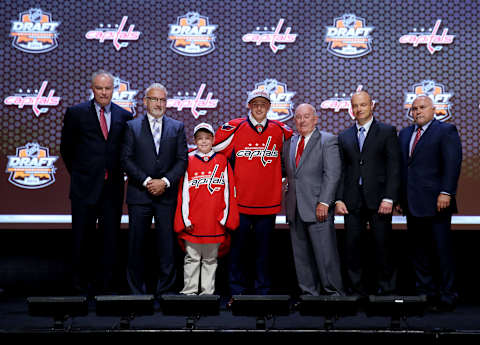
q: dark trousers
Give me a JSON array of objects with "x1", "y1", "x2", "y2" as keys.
[
  {"x1": 126, "y1": 203, "x2": 176, "y2": 297},
  {"x1": 229, "y1": 213, "x2": 276, "y2": 295},
  {"x1": 71, "y1": 184, "x2": 123, "y2": 294},
  {"x1": 344, "y1": 189, "x2": 396, "y2": 295},
  {"x1": 406, "y1": 212, "x2": 457, "y2": 304}
]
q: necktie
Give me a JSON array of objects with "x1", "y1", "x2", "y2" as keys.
[
  {"x1": 358, "y1": 127, "x2": 365, "y2": 152},
  {"x1": 410, "y1": 127, "x2": 422, "y2": 156},
  {"x1": 358, "y1": 127, "x2": 365, "y2": 185},
  {"x1": 153, "y1": 118, "x2": 161, "y2": 154},
  {"x1": 99, "y1": 107, "x2": 108, "y2": 140},
  {"x1": 295, "y1": 136, "x2": 305, "y2": 167},
  {"x1": 99, "y1": 107, "x2": 109, "y2": 179}
]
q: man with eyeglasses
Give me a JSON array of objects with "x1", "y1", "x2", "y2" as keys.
[
  {"x1": 121, "y1": 83, "x2": 188, "y2": 297},
  {"x1": 60, "y1": 70, "x2": 133, "y2": 295}
]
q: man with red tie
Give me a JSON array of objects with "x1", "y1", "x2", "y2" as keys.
[
  {"x1": 283, "y1": 104, "x2": 344, "y2": 296},
  {"x1": 398, "y1": 95, "x2": 462, "y2": 312},
  {"x1": 214, "y1": 89, "x2": 292, "y2": 298},
  {"x1": 60, "y1": 70, "x2": 133, "y2": 295}
]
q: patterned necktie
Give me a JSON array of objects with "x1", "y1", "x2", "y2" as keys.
[
  {"x1": 99, "y1": 107, "x2": 108, "y2": 140},
  {"x1": 295, "y1": 136, "x2": 305, "y2": 167},
  {"x1": 410, "y1": 127, "x2": 422, "y2": 156},
  {"x1": 358, "y1": 127, "x2": 365, "y2": 152},
  {"x1": 153, "y1": 118, "x2": 161, "y2": 154}
]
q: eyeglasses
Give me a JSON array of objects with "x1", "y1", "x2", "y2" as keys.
[{"x1": 146, "y1": 96, "x2": 167, "y2": 103}]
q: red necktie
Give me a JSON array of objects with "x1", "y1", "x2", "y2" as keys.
[
  {"x1": 99, "y1": 107, "x2": 109, "y2": 140},
  {"x1": 410, "y1": 127, "x2": 422, "y2": 156},
  {"x1": 100, "y1": 107, "x2": 109, "y2": 179},
  {"x1": 295, "y1": 136, "x2": 305, "y2": 167}
]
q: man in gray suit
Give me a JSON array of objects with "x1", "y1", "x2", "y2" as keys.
[{"x1": 283, "y1": 103, "x2": 344, "y2": 296}]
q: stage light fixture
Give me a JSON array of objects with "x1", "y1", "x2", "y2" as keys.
[
  {"x1": 160, "y1": 294, "x2": 220, "y2": 329},
  {"x1": 230, "y1": 295, "x2": 291, "y2": 330},
  {"x1": 365, "y1": 295, "x2": 428, "y2": 329},
  {"x1": 95, "y1": 294, "x2": 155, "y2": 329},
  {"x1": 296, "y1": 295, "x2": 361, "y2": 329},
  {"x1": 27, "y1": 296, "x2": 88, "y2": 330}
]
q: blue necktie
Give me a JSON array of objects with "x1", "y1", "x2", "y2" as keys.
[
  {"x1": 358, "y1": 127, "x2": 365, "y2": 185},
  {"x1": 358, "y1": 127, "x2": 365, "y2": 152}
]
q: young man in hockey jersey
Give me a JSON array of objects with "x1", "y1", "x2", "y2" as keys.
[
  {"x1": 214, "y1": 89, "x2": 293, "y2": 298},
  {"x1": 174, "y1": 123, "x2": 239, "y2": 295}
]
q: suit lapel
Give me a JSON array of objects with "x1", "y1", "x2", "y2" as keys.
[
  {"x1": 361, "y1": 118, "x2": 377, "y2": 153},
  {"x1": 410, "y1": 119, "x2": 437, "y2": 160},
  {"x1": 89, "y1": 100, "x2": 105, "y2": 140},
  {"x1": 347, "y1": 125, "x2": 359, "y2": 153},
  {"x1": 141, "y1": 115, "x2": 157, "y2": 155},
  {"x1": 289, "y1": 135, "x2": 298, "y2": 171}
]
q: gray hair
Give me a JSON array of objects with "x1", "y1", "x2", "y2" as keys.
[
  {"x1": 91, "y1": 70, "x2": 114, "y2": 84},
  {"x1": 413, "y1": 94, "x2": 435, "y2": 107},
  {"x1": 145, "y1": 83, "x2": 168, "y2": 97}
]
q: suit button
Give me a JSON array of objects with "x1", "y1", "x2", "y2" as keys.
[{"x1": 359, "y1": 160, "x2": 364, "y2": 165}]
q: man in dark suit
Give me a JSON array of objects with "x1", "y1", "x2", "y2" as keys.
[
  {"x1": 60, "y1": 70, "x2": 133, "y2": 294},
  {"x1": 398, "y1": 95, "x2": 462, "y2": 311},
  {"x1": 335, "y1": 90, "x2": 400, "y2": 296},
  {"x1": 283, "y1": 104, "x2": 344, "y2": 296},
  {"x1": 121, "y1": 83, "x2": 188, "y2": 296}
]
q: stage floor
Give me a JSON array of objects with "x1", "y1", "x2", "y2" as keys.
[{"x1": 1, "y1": 295, "x2": 480, "y2": 343}]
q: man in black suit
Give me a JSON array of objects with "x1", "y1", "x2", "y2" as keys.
[
  {"x1": 335, "y1": 90, "x2": 400, "y2": 296},
  {"x1": 398, "y1": 95, "x2": 462, "y2": 311},
  {"x1": 121, "y1": 83, "x2": 188, "y2": 296},
  {"x1": 60, "y1": 70, "x2": 133, "y2": 294}
]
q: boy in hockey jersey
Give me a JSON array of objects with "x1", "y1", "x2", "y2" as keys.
[
  {"x1": 214, "y1": 89, "x2": 293, "y2": 298},
  {"x1": 174, "y1": 123, "x2": 239, "y2": 295}
]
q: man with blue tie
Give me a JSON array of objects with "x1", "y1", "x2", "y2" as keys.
[
  {"x1": 60, "y1": 70, "x2": 133, "y2": 295},
  {"x1": 398, "y1": 95, "x2": 462, "y2": 312},
  {"x1": 121, "y1": 83, "x2": 188, "y2": 297},
  {"x1": 335, "y1": 90, "x2": 401, "y2": 296}
]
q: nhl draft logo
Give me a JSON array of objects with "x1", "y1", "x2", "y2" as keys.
[
  {"x1": 90, "y1": 76, "x2": 138, "y2": 115},
  {"x1": 324, "y1": 13, "x2": 374, "y2": 58},
  {"x1": 254, "y1": 79, "x2": 295, "y2": 122},
  {"x1": 399, "y1": 20, "x2": 454, "y2": 55},
  {"x1": 10, "y1": 8, "x2": 60, "y2": 53},
  {"x1": 4, "y1": 81, "x2": 61, "y2": 117},
  {"x1": 404, "y1": 80, "x2": 453, "y2": 122},
  {"x1": 6, "y1": 142, "x2": 58, "y2": 189},
  {"x1": 168, "y1": 12, "x2": 217, "y2": 56},
  {"x1": 85, "y1": 16, "x2": 141, "y2": 51},
  {"x1": 167, "y1": 83, "x2": 219, "y2": 119},
  {"x1": 190, "y1": 164, "x2": 225, "y2": 195},
  {"x1": 242, "y1": 18, "x2": 297, "y2": 53}
]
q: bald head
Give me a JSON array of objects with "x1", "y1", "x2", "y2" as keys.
[
  {"x1": 351, "y1": 90, "x2": 373, "y2": 125},
  {"x1": 294, "y1": 103, "x2": 318, "y2": 136}
]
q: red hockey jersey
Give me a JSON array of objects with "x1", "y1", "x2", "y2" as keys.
[
  {"x1": 213, "y1": 117, "x2": 292, "y2": 215},
  {"x1": 174, "y1": 151, "x2": 239, "y2": 255}
]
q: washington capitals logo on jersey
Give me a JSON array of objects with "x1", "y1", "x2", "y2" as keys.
[
  {"x1": 235, "y1": 136, "x2": 278, "y2": 167},
  {"x1": 221, "y1": 123, "x2": 235, "y2": 131},
  {"x1": 404, "y1": 80, "x2": 453, "y2": 121},
  {"x1": 190, "y1": 164, "x2": 225, "y2": 194}
]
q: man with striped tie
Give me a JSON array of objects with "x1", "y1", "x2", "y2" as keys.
[{"x1": 121, "y1": 83, "x2": 188, "y2": 297}]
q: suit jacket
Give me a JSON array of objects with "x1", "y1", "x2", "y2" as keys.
[
  {"x1": 283, "y1": 128, "x2": 341, "y2": 223},
  {"x1": 336, "y1": 118, "x2": 401, "y2": 210},
  {"x1": 60, "y1": 100, "x2": 132, "y2": 204},
  {"x1": 121, "y1": 114, "x2": 188, "y2": 205},
  {"x1": 398, "y1": 119, "x2": 462, "y2": 217}
]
